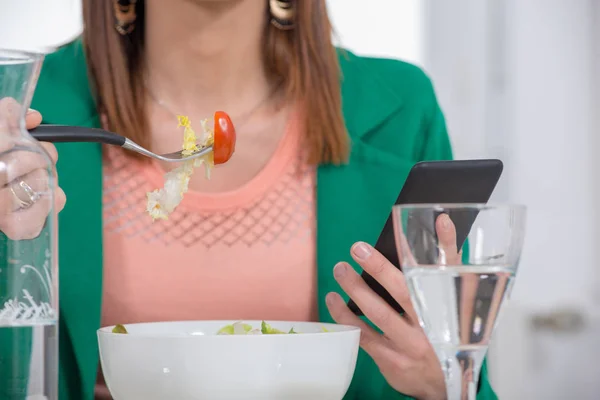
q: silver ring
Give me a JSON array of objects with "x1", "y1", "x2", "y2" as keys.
[{"x1": 10, "y1": 180, "x2": 40, "y2": 210}]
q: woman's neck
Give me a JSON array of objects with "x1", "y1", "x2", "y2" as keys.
[{"x1": 144, "y1": 0, "x2": 271, "y2": 117}]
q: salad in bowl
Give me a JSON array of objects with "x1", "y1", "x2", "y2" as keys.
[{"x1": 98, "y1": 320, "x2": 360, "y2": 400}]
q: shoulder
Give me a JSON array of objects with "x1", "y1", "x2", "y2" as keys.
[
  {"x1": 337, "y1": 49, "x2": 438, "y2": 116},
  {"x1": 31, "y1": 40, "x2": 103, "y2": 194},
  {"x1": 337, "y1": 50, "x2": 448, "y2": 161},
  {"x1": 32, "y1": 39, "x2": 98, "y2": 126}
]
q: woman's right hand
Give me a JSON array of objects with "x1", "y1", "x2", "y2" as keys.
[{"x1": 0, "y1": 108, "x2": 66, "y2": 240}]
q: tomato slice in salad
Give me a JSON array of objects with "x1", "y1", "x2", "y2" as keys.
[{"x1": 213, "y1": 111, "x2": 236, "y2": 165}]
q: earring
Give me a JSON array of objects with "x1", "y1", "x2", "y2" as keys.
[
  {"x1": 269, "y1": 0, "x2": 295, "y2": 30},
  {"x1": 113, "y1": 0, "x2": 138, "y2": 35}
]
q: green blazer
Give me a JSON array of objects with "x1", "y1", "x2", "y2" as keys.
[{"x1": 2, "y1": 40, "x2": 497, "y2": 400}]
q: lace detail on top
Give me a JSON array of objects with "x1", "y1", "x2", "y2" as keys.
[{"x1": 102, "y1": 117, "x2": 315, "y2": 248}]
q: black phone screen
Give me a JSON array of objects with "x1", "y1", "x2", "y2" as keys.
[{"x1": 348, "y1": 159, "x2": 503, "y2": 316}]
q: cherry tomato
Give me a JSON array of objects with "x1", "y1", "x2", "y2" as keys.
[{"x1": 213, "y1": 111, "x2": 236, "y2": 165}]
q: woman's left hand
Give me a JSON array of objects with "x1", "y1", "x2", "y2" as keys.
[{"x1": 325, "y1": 216, "x2": 459, "y2": 400}]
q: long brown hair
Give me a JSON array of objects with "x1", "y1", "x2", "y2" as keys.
[{"x1": 82, "y1": 0, "x2": 348, "y2": 165}]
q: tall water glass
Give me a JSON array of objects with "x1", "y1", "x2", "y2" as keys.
[
  {"x1": 392, "y1": 204, "x2": 526, "y2": 400},
  {"x1": 0, "y1": 49, "x2": 58, "y2": 400}
]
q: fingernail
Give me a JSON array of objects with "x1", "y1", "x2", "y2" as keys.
[
  {"x1": 333, "y1": 263, "x2": 347, "y2": 278},
  {"x1": 27, "y1": 108, "x2": 36, "y2": 115},
  {"x1": 441, "y1": 214, "x2": 451, "y2": 229},
  {"x1": 325, "y1": 293, "x2": 335, "y2": 306},
  {"x1": 352, "y1": 242, "x2": 372, "y2": 260}
]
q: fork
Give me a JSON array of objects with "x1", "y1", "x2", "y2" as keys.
[{"x1": 29, "y1": 125, "x2": 213, "y2": 163}]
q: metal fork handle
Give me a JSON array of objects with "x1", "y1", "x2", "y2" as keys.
[
  {"x1": 29, "y1": 125, "x2": 127, "y2": 146},
  {"x1": 29, "y1": 124, "x2": 164, "y2": 160},
  {"x1": 120, "y1": 139, "x2": 213, "y2": 162},
  {"x1": 30, "y1": 124, "x2": 213, "y2": 162}
]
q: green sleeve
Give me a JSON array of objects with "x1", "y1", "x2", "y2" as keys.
[
  {"x1": 0, "y1": 327, "x2": 33, "y2": 400},
  {"x1": 416, "y1": 80, "x2": 498, "y2": 399},
  {"x1": 0, "y1": 234, "x2": 53, "y2": 400},
  {"x1": 477, "y1": 359, "x2": 498, "y2": 400},
  {"x1": 377, "y1": 358, "x2": 497, "y2": 400},
  {"x1": 376, "y1": 76, "x2": 498, "y2": 400},
  {"x1": 0, "y1": 39, "x2": 96, "y2": 400},
  {"x1": 0, "y1": 235, "x2": 32, "y2": 400}
]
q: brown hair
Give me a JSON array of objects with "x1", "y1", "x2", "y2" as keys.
[{"x1": 82, "y1": 0, "x2": 348, "y2": 165}]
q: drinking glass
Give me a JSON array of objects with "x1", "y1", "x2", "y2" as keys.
[
  {"x1": 392, "y1": 204, "x2": 526, "y2": 400},
  {"x1": 0, "y1": 49, "x2": 58, "y2": 400}
]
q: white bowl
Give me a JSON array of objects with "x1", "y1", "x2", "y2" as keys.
[{"x1": 98, "y1": 320, "x2": 361, "y2": 400}]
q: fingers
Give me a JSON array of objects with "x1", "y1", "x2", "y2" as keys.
[
  {"x1": 40, "y1": 142, "x2": 58, "y2": 164},
  {"x1": 0, "y1": 101, "x2": 42, "y2": 140},
  {"x1": 350, "y1": 242, "x2": 419, "y2": 323},
  {"x1": 55, "y1": 187, "x2": 66, "y2": 212},
  {"x1": 0, "y1": 97, "x2": 22, "y2": 132},
  {"x1": 0, "y1": 191, "x2": 52, "y2": 240},
  {"x1": 0, "y1": 183, "x2": 63, "y2": 240},
  {"x1": 436, "y1": 213, "x2": 461, "y2": 265},
  {"x1": 332, "y1": 260, "x2": 411, "y2": 341},
  {"x1": 0, "y1": 169, "x2": 50, "y2": 214},
  {"x1": 25, "y1": 108, "x2": 42, "y2": 130},
  {"x1": 0, "y1": 148, "x2": 49, "y2": 187},
  {"x1": 0, "y1": 181, "x2": 66, "y2": 239},
  {"x1": 0, "y1": 103, "x2": 55, "y2": 183},
  {"x1": 325, "y1": 292, "x2": 387, "y2": 355},
  {"x1": 0, "y1": 102, "x2": 42, "y2": 131},
  {"x1": 0, "y1": 104, "x2": 64, "y2": 239}
]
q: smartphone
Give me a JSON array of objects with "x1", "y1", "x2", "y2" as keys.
[{"x1": 347, "y1": 159, "x2": 503, "y2": 316}]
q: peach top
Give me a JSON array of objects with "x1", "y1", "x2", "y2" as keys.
[{"x1": 95, "y1": 115, "x2": 317, "y2": 398}]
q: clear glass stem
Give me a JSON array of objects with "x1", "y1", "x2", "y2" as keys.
[{"x1": 437, "y1": 347, "x2": 486, "y2": 400}]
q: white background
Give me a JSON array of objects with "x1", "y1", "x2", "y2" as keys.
[
  {"x1": 0, "y1": 0, "x2": 82, "y2": 52},
  {"x1": 327, "y1": 0, "x2": 424, "y2": 66},
  {"x1": 315, "y1": 1, "x2": 599, "y2": 398},
  {"x1": 2, "y1": 0, "x2": 599, "y2": 398}
]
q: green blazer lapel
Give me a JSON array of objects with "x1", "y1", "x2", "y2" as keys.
[
  {"x1": 54, "y1": 131, "x2": 103, "y2": 400},
  {"x1": 32, "y1": 41, "x2": 105, "y2": 399},
  {"x1": 55, "y1": 136, "x2": 103, "y2": 400},
  {"x1": 337, "y1": 49, "x2": 406, "y2": 141},
  {"x1": 316, "y1": 52, "x2": 415, "y2": 322}
]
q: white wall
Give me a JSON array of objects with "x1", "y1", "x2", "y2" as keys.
[
  {"x1": 499, "y1": 1, "x2": 599, "y2": 398},
  {"x1": 425, "y1": 0, "x2": 599, "y2": 314},
  {"x1": 507, "y1": 0, "x2": 597, "y2": 310},
  {"x1": 423, "y1": 0, "x2": 493, "y2": 161},
  {"x1": 425, "y1": 0, "x2": 600, "y2": 398},
  {"x1": 0, "y1": 0, "x2": 82, "y2": 53},
  {"x1": 327, "y1": 0, "x2": 424, "y2": 65},
  {"x1": 425, "y1": 0, "x2": 597, "y2": 310}
]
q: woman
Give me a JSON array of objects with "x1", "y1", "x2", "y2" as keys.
[{"x1": 2, "y1": 0, "x2": 497, "y2": 399}]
